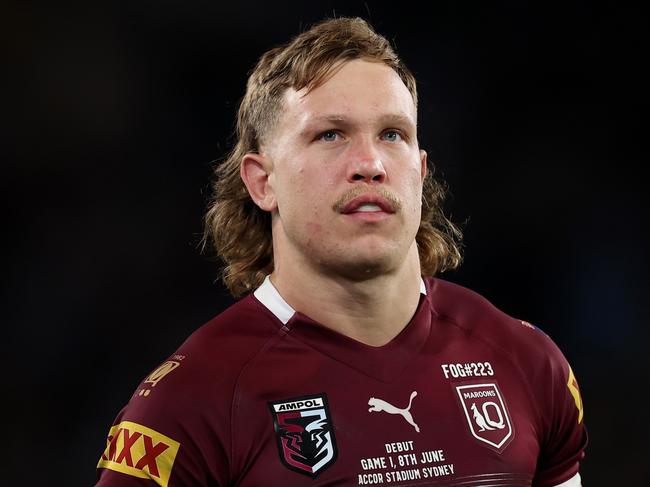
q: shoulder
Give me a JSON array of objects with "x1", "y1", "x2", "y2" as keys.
[
  {"x1": 426, "y1": 276, "x2": 538, "y2": 336},
  {"x1": 180, "y1": 293, "x2": 282, "y2": 365},
  {"x1": 96, "y1": 293, "x2": 285, "y2": 484},
  {"x1": 106, "y1": 293, "x2": 285, "y2": 435},
  {"x1": 425, "y1": 277, "x2": 587, "y2": 456},
  {"x1": 133, "y1": 293, "x2": 283, "y2": 402},
  {"x1": 425, "y1": 277, "x2": 568, "y2": 370}
]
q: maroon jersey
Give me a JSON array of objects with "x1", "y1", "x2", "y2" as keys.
[{"x1": 96, "y1": 277, "x2": 587, "y2": 486}]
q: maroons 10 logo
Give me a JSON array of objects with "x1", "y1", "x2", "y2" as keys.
[
  {"x1": 456, "y1": 383, "x2": 513, "y2": 451},
  {"x1": 268, "y1": 394, "x2": 338, "y2": 478}
]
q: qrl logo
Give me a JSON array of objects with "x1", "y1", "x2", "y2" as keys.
[
  {"x1": 97, "y1": 421, "x2": 180, "y2": 487},
  {"x1": 269, "y1": 394, "x2": 338, "y2": 478},
  {"x1": 456, "y1": 383, "x2": 513, "y2": 450}
]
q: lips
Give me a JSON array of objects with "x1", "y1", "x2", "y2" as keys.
[{"x1": 341, "y1": 194, "x2": 396, "y2": 214}]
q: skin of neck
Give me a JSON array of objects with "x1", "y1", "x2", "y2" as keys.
[{"x1": 269, "y1": 229, "x2": 423, "y2": 347}]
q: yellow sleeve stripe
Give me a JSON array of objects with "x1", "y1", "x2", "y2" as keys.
[
  {"x1": 97, "y1": 421, "x2": 180, "y2": 487},
  {"x1": 567, "y1": 366, "x2": 584, "y2": 424}
]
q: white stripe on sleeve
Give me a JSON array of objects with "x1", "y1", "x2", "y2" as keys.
[{"x1": 553, "y1": 472, "x2": 581, "y2": 487}]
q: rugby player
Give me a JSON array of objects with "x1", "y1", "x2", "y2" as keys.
[{"x1": 96, "y1": 17, "x2": 587, "y2": 486}]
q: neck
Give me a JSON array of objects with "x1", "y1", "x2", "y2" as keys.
[{"x1": 270, "y1": 244, "x2": 423, "y2": 347}]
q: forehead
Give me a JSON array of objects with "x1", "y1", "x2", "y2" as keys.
[{"x1": 280, "y1": 59, "x2": 417, "y2": 132}]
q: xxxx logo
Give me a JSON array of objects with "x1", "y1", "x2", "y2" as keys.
[{"x1": 97, "y1": 421, "x2": 180, "y2": 487}]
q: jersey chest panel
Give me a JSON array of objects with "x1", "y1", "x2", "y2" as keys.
[{"x1": 230, "y1": 341, "x2": 540, "y2": 486}]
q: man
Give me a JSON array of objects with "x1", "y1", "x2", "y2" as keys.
[{"x1": 96, "y1": 17, "x2": 587, "y2": 486}]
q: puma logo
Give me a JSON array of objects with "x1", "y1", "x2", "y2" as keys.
[{"x1": 368, "y1": 391, "x2": 420, "y2": 433}]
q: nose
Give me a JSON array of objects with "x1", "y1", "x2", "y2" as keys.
[{"x1": 346, "y1": 138, "x2": 387, "y2": 184}]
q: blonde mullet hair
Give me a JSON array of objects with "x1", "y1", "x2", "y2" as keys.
[{"x1": 203, "y1": 17, "x2": 462, "y2": 297}]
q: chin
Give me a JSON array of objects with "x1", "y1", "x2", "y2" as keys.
[{"x1": 322, "y1": 250, "x2": 398, "y2": 281}]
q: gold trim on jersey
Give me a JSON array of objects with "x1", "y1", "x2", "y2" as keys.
[{"x1": 567, "y1": 366, "x2": 584, "y2": 424}]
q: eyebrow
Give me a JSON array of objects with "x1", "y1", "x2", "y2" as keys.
[{"x1": 299, "y1": 113, "x2": 416, "y2": 134}]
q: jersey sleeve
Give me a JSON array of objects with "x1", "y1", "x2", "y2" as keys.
[
  {"x1": 95, "y1": 356, "x2": 232, "y2": 487},
  {"x1": 532, "y1": 333, "x2": 588, "y2": 487}
]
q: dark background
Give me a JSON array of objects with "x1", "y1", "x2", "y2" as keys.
[{"x1": 5, "y1": 1, "x2": 649, "y2": 485}]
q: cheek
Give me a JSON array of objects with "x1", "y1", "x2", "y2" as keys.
[
  {"x1": 278, "y1": 174, "x2": 329, "y2": 238},
  {"x1": 305, "y1": 221, "x2": 323, "y2": 233},
  {"x1": 411, "y1": 181, "x2": 423, "y2": 208},
  {"x1": 287, "y1": 167, "x2": 334, "y2": 215},
  {"x1": 399, "y1": 169, "x2": 423, "y2": 209},
  {"x1": 304, "y1": 221, "x2": 325, "y2": 243}
]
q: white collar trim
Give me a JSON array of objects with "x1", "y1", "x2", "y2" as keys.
[
  {"x1": 253, "y1": 275, "x2": 296, "y2": 325},
  {"x1": 254, "y1": 275, "x2": 427, "y2": 325}
]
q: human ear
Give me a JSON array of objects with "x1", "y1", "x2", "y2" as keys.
[
  {"x1": 240, "y1": 152, "x2": 277, "y2": 212},
  {"x1": 419, "y1": 149, "x2": 427, "y2": 180}
]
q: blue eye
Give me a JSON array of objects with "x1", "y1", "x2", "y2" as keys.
[
  {"x1": 320, "y1": 130, "x2": 339, "y2": 142},
  {"x1": 381, "y1": 130, "x2": 403, "y2": 142}
]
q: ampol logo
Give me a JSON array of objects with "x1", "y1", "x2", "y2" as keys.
[{"x1": 456, "y1": 383, "x2": 513, "y2": 450}]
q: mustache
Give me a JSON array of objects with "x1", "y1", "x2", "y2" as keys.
[{"x1": 332, "y1": 187, "x2": 402, "y2": 213}]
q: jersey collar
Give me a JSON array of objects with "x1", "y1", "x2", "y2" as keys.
[
  {"x1": 254, "y1": 275, "x2": 427, "y2": 326},
  {"x1": 253, "y1": 276, "x2": 432, "y2": 382}
]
